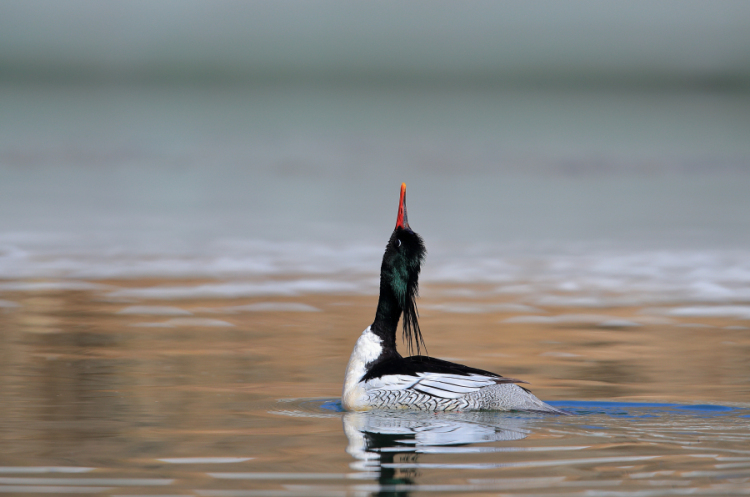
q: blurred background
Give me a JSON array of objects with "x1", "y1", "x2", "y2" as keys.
[
  {"x1": 1, "y1": 0, "x2": 750, "y2": 283},
  {"x1": 3, "y1": 4, "x2": 750, "y2": 489}
]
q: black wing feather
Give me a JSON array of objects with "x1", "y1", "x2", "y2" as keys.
[{"x1": 362, "y1": 355, "x2": 527, "y2": 385}]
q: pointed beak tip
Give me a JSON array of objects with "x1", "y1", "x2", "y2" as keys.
[{"x1": 396, "y1": 183, "x2": 409, "y2": 229}]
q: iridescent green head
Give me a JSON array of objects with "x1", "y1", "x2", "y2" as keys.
[{"x1": 379, "y1": 183, "x2": 426, "y2": 355}]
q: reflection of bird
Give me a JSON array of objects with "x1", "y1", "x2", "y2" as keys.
[
  {"x1": 343, "y1": 411, "x2": 531, "y2": 496},
  {"x1": 342, "y1": 184, "x2": 565, "y2": 414},
  {"x1": 344, "y1": 411, "x2": 530, "y2": 461}
]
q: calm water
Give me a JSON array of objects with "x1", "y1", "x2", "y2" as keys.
[
  {"x1": 1, "y1": 279, "x2": 749, "y2": 496},
  {"x1": 1, "y1": 84, "x2": 750, "y2": 495}
]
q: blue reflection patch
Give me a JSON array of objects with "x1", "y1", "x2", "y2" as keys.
[
  {"x1": 547, "y1": 400, "x2": 741, "y2": 418},
  {"x1": 319, "y1": 399, "x2": 345, "y2": 412}
]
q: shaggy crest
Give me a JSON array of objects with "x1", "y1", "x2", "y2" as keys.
[{"x1": 384, "y1": 226, "x2": 426, "y2": 356}]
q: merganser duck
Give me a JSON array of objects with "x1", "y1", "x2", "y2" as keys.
[{"x1": 342, "y1": 183, "x2": 564, "y2": 414}]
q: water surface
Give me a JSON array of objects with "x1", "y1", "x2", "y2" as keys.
[
  {"x1": 1, "y1": 83, "x2": 750, "y2": 495},
  {"x1": 1, "y1": 279, "x2": 749, "y2": 496}
]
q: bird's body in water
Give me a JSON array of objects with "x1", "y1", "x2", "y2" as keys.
[{"x1": 342, "y1": 183, "x2": 565, "y2": 414}]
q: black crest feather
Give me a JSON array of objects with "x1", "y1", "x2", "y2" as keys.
[
  {"x1": 402, "y1": 262, "x2": 425, "y2": 356},
  {"x1": 392, "y1": 228, "x2": 426, "y2": 356}
]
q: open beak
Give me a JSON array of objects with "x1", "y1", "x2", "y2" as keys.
[{"x1": 395, "y1": 183, "x2": 410, "y2": 230}]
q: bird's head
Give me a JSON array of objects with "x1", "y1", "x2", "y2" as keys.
[{"x1": 379, "y1": 183, "x2": 426, "y2": 355}]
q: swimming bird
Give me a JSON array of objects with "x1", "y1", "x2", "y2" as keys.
[{"x1": 342, "y1": 183, "x2": 564, "y2": 414}]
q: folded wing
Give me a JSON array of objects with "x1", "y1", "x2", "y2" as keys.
[
  {"x1": 411, "y1": 373, "x2": 499, "y2": 398},
  {"x1": 366, "y1": 372, "x2": 523, "y2": 399}
]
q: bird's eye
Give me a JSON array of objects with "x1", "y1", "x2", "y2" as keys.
[{"x1": 396, "y1": 239, "x2": 402, "y2": 247}]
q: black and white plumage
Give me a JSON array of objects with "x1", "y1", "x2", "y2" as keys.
[{"x1": 342, "y1": 183, "x2": 565, "y2": 414}]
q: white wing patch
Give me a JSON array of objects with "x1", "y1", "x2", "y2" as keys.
[
  {"x1": 413, "y1": 373, "x2": 498, "y2": 398},
  {"x1": 365, "y1": 373, "x2": 498, "y2": 399},
  {"x1": 365, "y1": 374, "x2": 421, "y2": 391}
]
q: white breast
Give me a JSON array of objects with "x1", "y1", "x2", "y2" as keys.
[{"x1": 342, "y1": 326, "x2": 383, "y2": 411}]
